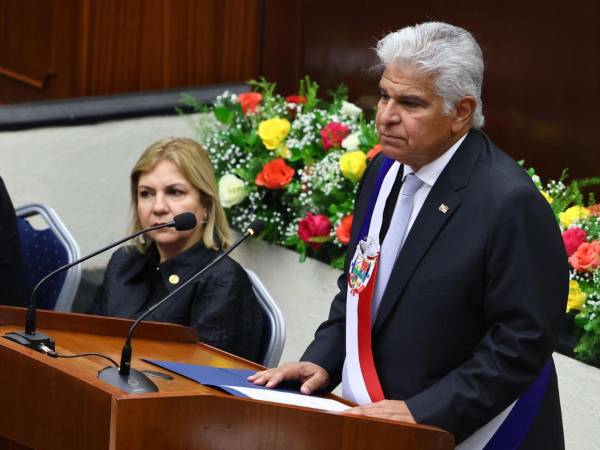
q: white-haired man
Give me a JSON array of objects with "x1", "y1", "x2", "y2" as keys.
[{"x1": 250, "y1": 22, "x2": 567, "y2": 449}]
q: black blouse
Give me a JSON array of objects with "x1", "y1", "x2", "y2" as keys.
[{"x1": 88, "y1": 241, "x2": 264, "y2": 362}]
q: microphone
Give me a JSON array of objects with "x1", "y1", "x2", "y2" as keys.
[
  {"x1": 3, "y1": 212, "x2": 197, "y2": 351},
  {"x1": 98, "y1": 219, "x2": 265, "y2": 393}
]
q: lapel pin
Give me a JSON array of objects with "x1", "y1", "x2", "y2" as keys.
[{"x1": 438, "y1": 203, "x2": 449, "y2": 214}]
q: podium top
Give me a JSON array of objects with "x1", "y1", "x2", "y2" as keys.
[{"x1": 0, "y1": 306, "x2": 454, "y2": 450}]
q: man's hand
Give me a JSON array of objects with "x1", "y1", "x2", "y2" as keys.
[
  {"x1": 247, "y1": 362, "x2": 330, "y2": 395},
  {"x1": 346, "y1": 400, "x2": 416, "y2": 423}
]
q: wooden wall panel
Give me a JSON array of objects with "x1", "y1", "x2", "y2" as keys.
[
  {"x1": 0, "y1": 0, "x2": 264, "y2": 103},
  {"x1": 0, "y1": 0, "x2": 81, "y2": 103},
  {"x1": 261, "y1": 0, "x2": 600, "y2": 183},
  {"x1": 82, "y1": 0, "x2": 263, "y2": 95}
]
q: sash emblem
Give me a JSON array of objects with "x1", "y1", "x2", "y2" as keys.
[{"x1": 348, "y1": 236, "x2": 379, "y2": 294}]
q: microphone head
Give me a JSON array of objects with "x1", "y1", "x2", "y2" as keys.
[
  {"x1": 246, "y1": 219, "x2": 265, "y2": 237},
  {"x1": 172, "y1": 212, "x2": 197, "y2": 231}
]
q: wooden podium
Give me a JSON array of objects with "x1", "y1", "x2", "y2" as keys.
[{"x1": 0, "y1": 306, "x2": 453, "y2": 450}]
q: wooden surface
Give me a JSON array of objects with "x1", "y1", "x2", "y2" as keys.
[
  {"x1": 0, "y1": 0, "x2": 264, "y2": 103},
  {"x1": 0, "y1": 306, "x2": 453, "y2": 450}
]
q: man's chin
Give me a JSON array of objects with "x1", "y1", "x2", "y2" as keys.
[{"x1": 381, "y1": 144, "x2": 410, "y2": 163}]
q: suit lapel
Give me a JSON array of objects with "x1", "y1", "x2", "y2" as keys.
[{"x1": 372, "y1": 130, "x2": 483, "y2": 333}]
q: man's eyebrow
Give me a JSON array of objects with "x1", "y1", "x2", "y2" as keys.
[
  {"x1": 378, "y1": 89, "x2": 426, "y2": 103},
  {"x1": 397, "y1": 94, "x2": 426, "y2": 103}
]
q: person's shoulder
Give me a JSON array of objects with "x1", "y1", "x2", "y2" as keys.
[
  {"x1": 204, "y1": 251, "x2": 252, "y2": 286},
  {"x1": 105, "y1": 245, "x2": 145, "y2": 275},
  {"x1": 469, "y1": 130, "x2": 537, "y2": 195}
]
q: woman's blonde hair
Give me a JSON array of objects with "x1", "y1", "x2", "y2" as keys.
[{"x1": 129, "y1": 137, "x2": 231, "y2": 252}]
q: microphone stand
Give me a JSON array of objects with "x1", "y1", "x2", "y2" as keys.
[
  {"x1": 98, "y1": 222, "x2": 264, "y2": 394},
  {"x1": 3, "y1": 221, "x2": 181, "y2": 352}
]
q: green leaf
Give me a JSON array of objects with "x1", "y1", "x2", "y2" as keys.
[
  {"x1": 214, "y1": 105, "x2": 234, "y2": 124},
  {"x1": 229, "y1": 128, "x2": 246, "y2": 147}
]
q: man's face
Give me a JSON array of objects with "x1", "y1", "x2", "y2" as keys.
[{"x1": 376, "y1": 64, "x2": 459, "y2": 170}]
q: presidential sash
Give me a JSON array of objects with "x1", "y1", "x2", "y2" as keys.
[{"x1": 343, "y1": 157, "x2": 398, "y2": 404}]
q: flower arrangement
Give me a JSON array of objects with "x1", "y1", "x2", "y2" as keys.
[
  {"x1": 182, "y1": 77, "x2": 379, "y2": 269},
  {"x1": 527, "y1": 166, "x2": 600, "y2": 366}
]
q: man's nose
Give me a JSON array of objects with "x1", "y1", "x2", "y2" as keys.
[{"x1": 379, "y1": 101, "x2": 401, "y2": 125}]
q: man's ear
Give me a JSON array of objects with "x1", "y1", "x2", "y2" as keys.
[{"x1": 451, "y1": 96, "x2": 477, "y2": 132}]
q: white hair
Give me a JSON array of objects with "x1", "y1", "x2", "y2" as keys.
[{"x1": 376, "y1": 22, "x2": 485, "y2": 129}]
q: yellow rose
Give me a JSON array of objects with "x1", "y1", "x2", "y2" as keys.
[
  {"x1": 540, "y1": 190, "x2": 553, "y2": 204},
  {"x1": 566, "y1": 280, "x2": 586, "y2": 313},
  {"x1": 339, "y1": 151, "x2": 367, "y2": 182},
  {"x1": 258, "y1": 118, "x2": 291, "y2": 150},
  {"x1": 559, "y1": 205, "x2": 590, "y2": 228}
]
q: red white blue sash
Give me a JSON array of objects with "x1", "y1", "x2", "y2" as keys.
[{"x1": 343, "y1": 158, "x2": 398, "y2": 404}]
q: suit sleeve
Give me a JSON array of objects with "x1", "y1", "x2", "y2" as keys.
[
  {"x1": 300, "y1": 155, "x2": 383, "y2": 387},
  {"x1": 405, "y1": 185, "x2": 569, "y2": 442}
]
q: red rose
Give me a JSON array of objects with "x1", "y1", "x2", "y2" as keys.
[
  {"x1": 366, "y1": 144, "x2": 382, "y2": 160},
  {"x1": 336, "y1": 215, "x2": 353, "y2": 245},
  {"x1": 320, "y1": 122, "x2": 350, "y2": 151},
  {"x1": 568, "y1": 240, "x2": 600, "y2": 272},
  {"x1": 255, "y1": 158, "x2": 295, "y2": 189},
  {"x1": 286, "y1": 95, "x2": 307, "y2": 104},
  {"x1": 562, "y1": 227, "x2": 587, "y2": 257},
  {"x1": 298, "y1": 213, "x2": 332, "y2": 250},
  {"x1": 238, "y1": 92, "x2": 262, "y2": 114}
]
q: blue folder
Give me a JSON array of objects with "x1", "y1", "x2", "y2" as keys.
[{"x1": 145, "y1": 359, "x2": 301, "y2": 397}]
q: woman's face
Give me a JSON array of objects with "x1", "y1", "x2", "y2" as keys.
[{"x1": 137, "y1": 159, "x2": 206, "y2": 261}]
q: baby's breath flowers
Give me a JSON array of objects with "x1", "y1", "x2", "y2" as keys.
[{"x1": 183, "y1": 77, "x2": 379, "y2": 269}]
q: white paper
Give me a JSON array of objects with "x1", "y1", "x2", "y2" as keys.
[{"x1": 224, "y1": 385, "x2": 349, "y2": 412}]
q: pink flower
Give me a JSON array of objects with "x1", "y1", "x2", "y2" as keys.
[
  {"x1": 562, "y1": 227, "x2": 588, "y2": 257},
  {"x1": 320, "y1": 122, "x2": 350, "y2": 151},
  {"x1": 298, "y1": 213, "x2": 332, "y2": 250},
  {"x1": 569, "y1": 240, "x2": 600, "y2": 272}
]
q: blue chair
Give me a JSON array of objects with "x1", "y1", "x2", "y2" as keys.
[
  {"x1": 15, "y1": 203, "x2": 81, "y2": 311},
  {"x1": 245, "y1": 269, "x2": 286, "y2": 367}
]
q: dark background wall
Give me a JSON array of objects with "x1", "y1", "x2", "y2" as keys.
[{"x1": 1, "y1": 0, "x2": 598, "y2": 186}]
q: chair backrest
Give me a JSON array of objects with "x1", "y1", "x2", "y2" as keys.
[
  {"x1": 15, "y1": 203, "x2": 81, "y2": 311},
  {"x1": 245, "y1": 269, "x2": 285, "y2": 367}
]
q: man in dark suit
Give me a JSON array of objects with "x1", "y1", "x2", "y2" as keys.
[
  {"x1": 250, "y1": 22, "x2": 568, "y2": 448},
  {"x1": 0, "y1": 176, "x2": 26, "y2": 306}
]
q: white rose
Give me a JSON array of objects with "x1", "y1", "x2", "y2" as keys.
[
  {"x1": 341, "y1": 132, "x2": 360, "y2": 151},
  {"x1": 340, "y1": 101, "x2": 363, "y2": 119},
  {"x1": 218, "y1": 174, "x2": 247, "y2": 207}
]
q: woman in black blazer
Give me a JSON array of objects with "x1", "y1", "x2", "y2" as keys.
[{"x1": 88, "y1": 138, "x2": 263, "y2": 362}]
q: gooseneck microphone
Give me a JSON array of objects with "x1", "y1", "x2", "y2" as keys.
[
  {"x1": 3, "y1": 212, "x2": 197, "y2": 351},
  {"x1": 98, "y1": 219, "x2": 265, "y2": 393}
]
